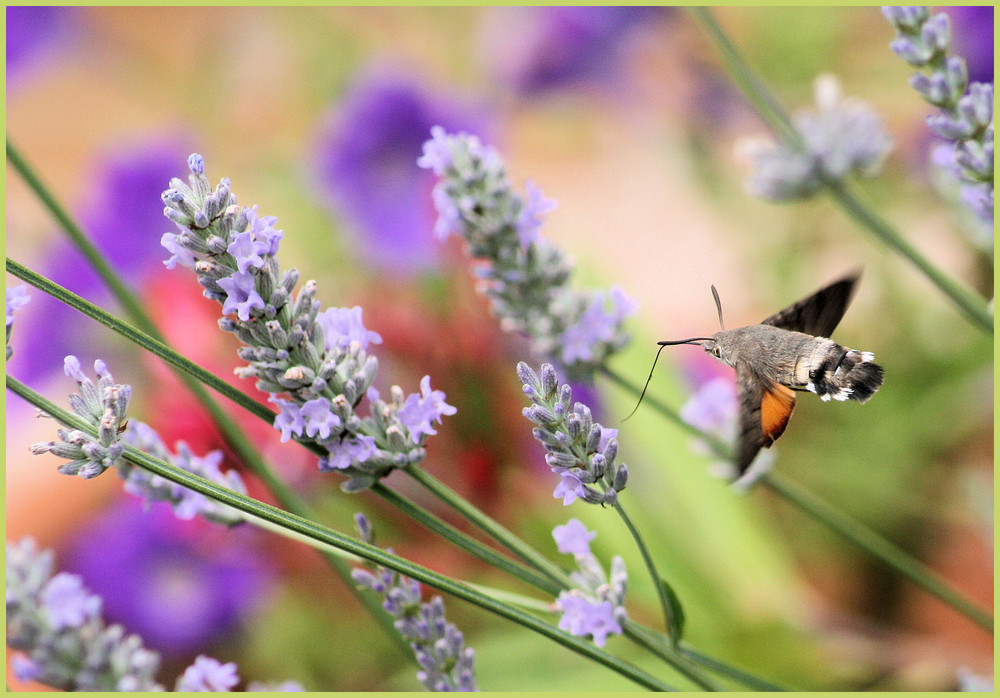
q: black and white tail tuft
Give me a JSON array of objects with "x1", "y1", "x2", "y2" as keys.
[{"x1": 808, "y1": 346, "x2": 884, "y2": 402}]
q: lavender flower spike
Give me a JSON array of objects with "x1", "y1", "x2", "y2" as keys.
[
  {"x1": 27, "y1": 356, "x2": 247, "y2": 524},
  {"x1": 352, "y1": 514, "x2": 478, "y2": 691},
  {"x1": 30, "y1": 356, "x2": 131, "y2": 479},
  {"x1": 6, "y1": 537, "x2": 164, "y2": 691},
  {"x1": 419, "y1": 127, "x2": 636, "y2": 380},
  {"x1": 7, "y1": 537, "x2": 304, "y2": 691},
  {"x1": 883, "y1": 6, "x2": 994, "y2": 219},
  {"x1": 162, "y1": 155, "x2": 455, "y2": 491},
  {"x1": 739, "y1": 74, "x2": 893, "y2": 201},
  {"x1": 518, "y1": 362, "x2": 628, "y2": 506}
]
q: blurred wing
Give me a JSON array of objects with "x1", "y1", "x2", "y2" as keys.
[
  {"x1": 735, "y1": 364, "x2": 797, "y2": 475},
  {"x1": 762, "y1": 272, "x2": 860, "y2": 337}
]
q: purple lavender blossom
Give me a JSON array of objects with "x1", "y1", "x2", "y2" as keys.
[
  {"x1": 300, "y1": 397, "x2": 342, "y2": 440},
  {"x1": 551, "y1": 519, "x2": 627, "y2": 649},
  {"x1": 175, "y1": 656, "x2": 240, "y2": 692},
  {"x1": 316, "y1": 306, "x2": 383, "y2": 352},
  {"x1": 396, "y1": 375, "x2": 458, "y2": 442},
  {"x1": 217, "y1": 270, "x2": 266, "y2": 321},
  {"x1": 559, "y1": 286, "x2": 637, "y2": 366},
  {"x1": 314, "y1": 73, "x2": 489, "y2": 274},
  {"x1": 63, "y1": 500, "x2": 272, "y2": 657},
  {"x1": 741, "y1": 75, "x2": 892, "y2": 201},
  {"x1": 30, "y1": 356, "x2": 131, "y2": 479},
  {"x1": 319, "y1": 435, "x2": 377, "y2": 471},
  {"x1": 120, "y1": 421, "x2": 249, "y2": 526},
  {"x1": 680, "y1": 376, "x2": 737, "y2": 436},
  {"x1": 270, "y1": 396, "x2": 305, "y2": 442},
  {"x1": 555, "y1": 595, "x2": 622, "y2": 648},
  {"x1": 553, "y1": 471, "x2": 588, "y2": 506},
  {"x1": 6, "y1": 537, "x2": 164, "y2": 691},
  {"x1": 552, "y1": 518, "x2": 596, "y2": 556},
  {"x1": 422, "y1": 132, "x2": 636, "y2": 379},
  {"x1": 161, "y1": 155, "x2": 454, "y2": 489},
  {"x1": 519, "y1": 363, "x2": 627, "y2": 506},
  {"x1": 227, "y1": 231, "x2": 269, "y2": 274}
]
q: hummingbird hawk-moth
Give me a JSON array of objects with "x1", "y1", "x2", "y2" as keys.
[{"x1": 635, "y1": 272, "x2": 884, "y2": 475}]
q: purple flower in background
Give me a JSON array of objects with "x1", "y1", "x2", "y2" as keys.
[
  {"x1": 6, "y1": 285, "x2": 30, "y2": 327},
  {"x1": 175, "y1": 656, "x2": 240, "y2": 692},
  {"x1": 552, "y1": 518, "x2": 596, "y2": 556},
  {"x1": 63, "y1": 499, "x2": 272, "y2": 657},
  {"x1": 6, "y1": 6, "x2": 77, "y2": 85},
  {"x1": 39, "y1": 573, "x2": 103, "y2": 631},
  {"x1": 945, "y1": 6, "x2": 993, "y2": 84},
  {"x1": 315, "y1": 73, "x2": 489, "y2": 273},
  {"x1": 555, "y1": 594, "x2": 623, "y2": 647},
  {"x1": 483, "y1": 7, "x2": 667, "y2": 95},
  {"x1": 559, "y1": 286, "x2": 637, "y2": 365},
  {"x1": 11, "y1": 141, "x2": 189, "y2": 386},
  {"x1": 516, "y1": 181, "x2": 558, "y2": 249}
]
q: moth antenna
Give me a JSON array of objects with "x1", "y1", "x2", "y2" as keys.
[
  {"x1": 711, "y1": 285, "x2": 725, "y2": 331},
  {"x1": 622, "y1": 337, "x2": 713, "y2": 422}
]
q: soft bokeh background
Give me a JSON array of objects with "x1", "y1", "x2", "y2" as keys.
[{"x1": 5, "y1": 6, "x2": 992, "y2": 691}]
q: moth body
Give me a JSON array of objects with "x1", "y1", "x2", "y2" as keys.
[
  {"x1": 706, "y1": 324, "x2": 883, "y2": 403},
  {"x1": 649, "y1": 272, "x2": 885, "y2": 476}
]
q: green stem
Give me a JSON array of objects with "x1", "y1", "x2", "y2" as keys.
[
  {"x1": 762, "y1": 471, "x2": 993, "y2": 632},
  {"x1": 7, "y1": 375, "x2": 676, "y2": 692},
  {"x1": 688, "y1": 8, "x2": 993, "y2": 335},
  {"x1": 613, "y1": 501, "x2": 678, "y2": 643},
  {"x1": 613, "y1": 504, "x2": 722, "y2": 691}
]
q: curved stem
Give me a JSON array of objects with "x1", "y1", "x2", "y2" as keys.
[{"x1": 614, "y1": 500, "x2": 679, "y2": 643}]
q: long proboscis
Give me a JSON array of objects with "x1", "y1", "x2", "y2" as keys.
[{"x1": 621, "y1": 337, "x2": 715, "y2": 422}]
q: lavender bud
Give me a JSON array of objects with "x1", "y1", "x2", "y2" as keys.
[
  {"x1": 540, "y1": 363, "x2": 559, "y2": 399},
  {"x1": 516, "y1": 361, "x2": 540, "y2": 392},
  {"x1": 613, "y1": 463, "x2": 629, "y2": 491}
]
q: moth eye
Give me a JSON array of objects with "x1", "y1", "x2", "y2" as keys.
[{"x1": 713, "y1": 347, "x2": 722, "y2": 358}]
